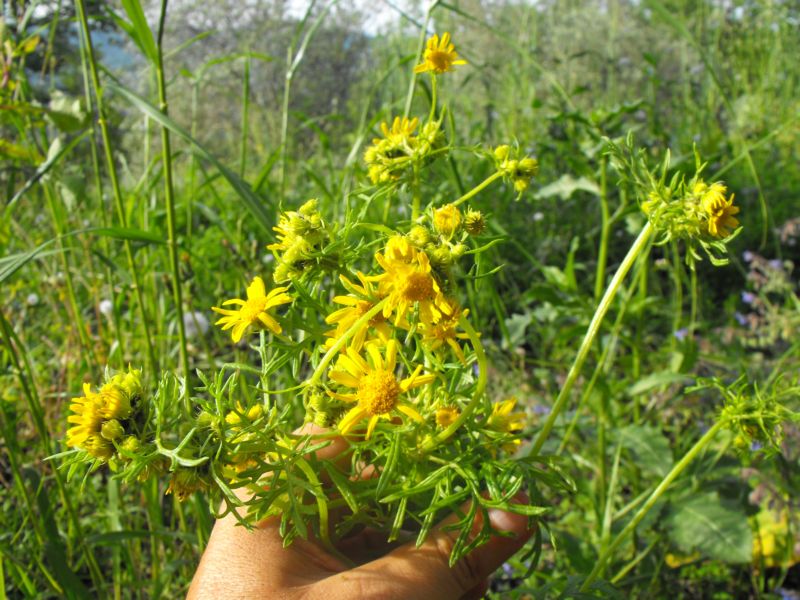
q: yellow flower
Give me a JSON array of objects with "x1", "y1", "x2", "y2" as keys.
[
  {"x1": 324, "y1": 273, "x2": 391, "y2": 351},
  {"x1": 381, "y1": 116, "x2": 419, "y2": 147},
  {"x1": 487, "y1": 398, "x2": 526, "y2": 452},
  {"x1": 328, "y1": 340, "x2": 435, "y2": 439},
  {"x1": 418, "y1": 300, "x2": 470, "y2": 364},
  {"x1": 699, "y1": 182, "x2": 740, "y2": 238},
  {"x1": 212, "y1": 276, "x2": 291, "y2": 342},
  {"x1": 435, "y1": 406, "x2": 460, "y2": 428},
  {"x1": 66, "y1": 373, "x2": 138, "y2": 460},
  {"x1": 414, "y1": 32, "x2": 467, "y2": 75},
  {"x1": 370, "y1": 242, "x2": 452, "y2": 327},
  {"x1": 433, "y1": 203, "x2": 462, "y2": 238}
]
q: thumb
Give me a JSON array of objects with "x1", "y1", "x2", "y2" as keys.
[{"x1": 319, "y1": 500, "x2": 534, "y2": 600}]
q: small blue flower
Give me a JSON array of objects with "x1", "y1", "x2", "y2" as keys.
[
  {"x1": 742, "y1": 250, "x2": 754, "y2": 262},
  {"x1": 741, "y1": 291, "x2": 756, "y2": 304},
  {"x1": 533, "y1": 404, "x2": 550, "y2": 415},
  {"x1": 673, "y1": 327, "x2": 689, "y2": 341},
  {"x1": 734, "y1": 312, "x2": 748, "y2": 326},
  {"x1": 750, "y1": 441, "x2": 763, "y2": 452},
  {"x1": 769, "y1": 259, "x2": 783, "y2": 270}
]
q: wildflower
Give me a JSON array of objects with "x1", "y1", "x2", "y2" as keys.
[
  {"x1": 741, "y1": 291, "x2": 756, "y2": 305},
  {"x1": 66, "y1": 369, "x2": 141, "y2": 460},
  {"x1": 698, "y1": 182, "x2": 740, "y2": 238},
  {"x1": 487, "y1": 398, "x2": 526, "y2": 452},
  {"x1": 370, "y1": 241, "x2": 452, "y2": 326},
  {"x1": 26, "y1": 293, "x2": 39, "y2": 306},
  {"x1": 418, "y1": 300, "x2": 470, "y2": 364},
  {"x1": 166, "y1": 468, "x2": 208, "y2": 502},
  {"x1": 673, "y1": 327, "x2": 690, "y2": 342},
  {"x1": 212, "y1": 276, "x2": 291, "y2": 343},
  {"x1": 268, "y1": 199, "x2": 329, "y2": 283},
  {"x1": 494, "y1": 145, "x2": 538, "y2": 193},
  {"x1": 435, "y1": 406, "x2": 460, "y2": 428},
  {"x1": 324, "y1": 273, "x2": 391, "y2": 351},
  {"x1": 328, "y1": 340, "x2": 435, "y2": 439},
  {"x1": 381, "y1": 116, "x2": 419, "y2": 147},
  {"x1": 433, "y1": 204, "x2": 462, "y2": 238},
  {"x1": 414, "y1": 32, "x2": 467, "y2": 75},
  {"x1": 225, "y1": 404, "x2": 263, "y2": 427},
  {"x1": 464, "y1": 209, "x2": 486, "y2": 235},
  {"x1": 364, "y1": 117, "x2": 420, "y2": 184}
]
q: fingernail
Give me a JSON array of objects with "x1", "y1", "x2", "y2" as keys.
[{"x1": 488, "y1": 508, "x2": 529, "y2": 535}]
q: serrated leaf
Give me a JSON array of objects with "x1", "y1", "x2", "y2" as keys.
[
  {"x1": 666, "y1": 492, "x2": 752, "y2": 564},
  {"x1": 618, "y1": 425, "x2": 672, "y2": 478}
]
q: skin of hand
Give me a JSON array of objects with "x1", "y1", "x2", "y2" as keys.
[{"x1": 188, "y1": 425, "x2": 535, "y2": 600}]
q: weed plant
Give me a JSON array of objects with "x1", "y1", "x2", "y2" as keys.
[{"x1": 1, "y1": 1, "x2": 799, "y2": 598}]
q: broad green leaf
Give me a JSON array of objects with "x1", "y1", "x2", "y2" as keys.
[
  {"x1": 618, "y1": 425, "x2": 672, "y2": 478},
  {"x1": 666, "y1": 492, "x2": 752, "y2": 564},
  {"x1": 119, "y1": 0, "x2": 158, "y2": 63}
]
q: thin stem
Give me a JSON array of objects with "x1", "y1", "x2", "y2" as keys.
[
  {"x1": 452, "y1": 171, "x2": 504, "y2": 207},
  {"x1": 530, "y1": 222, "x2": 654, "y2": 456},
  {"x1": 594, "y1": 156, "x2": 610, "y2": 302},
  {"x1": 155, "y1": 0, "x2": 190, "y2": 407},
  {"x1": 419, "y1": 316, "x2": 486, "y2": 452},
  {"x1": 75, "y1": 0, "x2": 157, "y2": 375},
  {"x1": 403, "y1": 2, "x2": 439, "y2": 118},
  {"x1": 239, "y1": 54, "x2": 250, "y2": 177},
  {"x1": 580, "y1": 420, "x2": 726, "y2": 591}
]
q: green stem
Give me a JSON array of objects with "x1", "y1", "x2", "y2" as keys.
[
  {"x1": 419, "y1": 317, "x2": 486, "y2": 452},
  {"x1": 403, "y1": 2, "x2": 439, "y2": 118},
  {"x1": 452, "y1": 171, "x2": 504, "y2": 207},
  {"x1": 155, "y1": 0, "x2": 190, "y2": 407},
  {"x1": 306, "y1": 298, "x2": 388, "y2": 386},
  {"x1": 239, "y1": 54, "x2": 251, "y2": 177},
  {"x1": 530, "y1": 222, "x2": 653, "y2": 456},
  {"x1": 75, "y1": 0, "x2": 157, "y2": 376},
  {"x1": 594, "y1": 156, "x2": 610, "y2": 303},
  {"x1": 580, "y1": 420, "x2": 726, "y2": 591},
  {"x1": 279, "y1": 46, "x2": 292, "y2": 205}
]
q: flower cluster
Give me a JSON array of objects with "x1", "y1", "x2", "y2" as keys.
[
  {"x1": 66, "y1": 369, "x2": 142, "y2": 461},
  {"x1": 212, "y1": 276, "x2": 291, "y2": 343},
  {"x1": 268, "y1": 199, "x2": 330, "y2": 283},
  {"x1": 494, "y1": 145, "x2": 539, "y2": 194},
  {"x1": 363, "y1": 117, "x2": 444, "y2": 184}
]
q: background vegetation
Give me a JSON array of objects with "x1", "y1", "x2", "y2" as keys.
[{"x1": 1, "y1": 0, "x2": 798, "y2": 597}]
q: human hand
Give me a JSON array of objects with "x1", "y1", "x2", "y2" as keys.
[{"x1": 188, "y1": 425, "x2": 534, "y2": 600}]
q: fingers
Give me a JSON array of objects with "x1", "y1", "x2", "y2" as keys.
[{"x1": 317, "y1": 498, "x2": 534, "y2": 600}]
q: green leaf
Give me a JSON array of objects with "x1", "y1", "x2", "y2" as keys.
[
  {"x1": 535, "y1": 175, "x2": 600, "y2": 200},
  {"x1": 618, "y1": 425, "x2": 672, "y2": 478},
  {"x1": 118, "y1": 0, "x2": 158, "y2": 63},
  {"x1": 627, "y1": 371, "x2": 691, "y2": 396},
  {"x1": 666, "y1": 492, "x2": 752, "y2": 564}
]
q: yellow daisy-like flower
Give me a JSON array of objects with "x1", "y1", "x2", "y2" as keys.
[
  {"x1": 370, "y1": 242, "x2": 452, "y2": 327},
  {"x1": 328, "y1": 340, "x2": 435, "y2": 439},
  {"x1": 487, "y1": 397, "x2": 526, "y2": 452},
  {"x1": 433, "y1": 203, "x2": 462, "y2": 238},
  {"x1": 699, "y1": 182, "x2": 740, "y2": 238},
  {"x1": 380, "y1": 116, "x2": 419, "y2": 147},
  {"x1": 414, "y1": 32, "x2": 467, "y2": 75},
  {"x1": 435, "y1": 406, "x2": 460, "y2": 428},
  {"x1": 418, "y1": 300, "x2": 470, "y2": 364},
  {"x1": 324, "y1": 273, "x2": 392, "y2": 351},
  {"x1": 66, "y1": 374, "x2": 137, "y2": 460},
  {"x1": 212, "y1": 276, "x2": 292, "y2": 342}
]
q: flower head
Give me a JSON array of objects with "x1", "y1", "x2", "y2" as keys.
[
  {"x1": 212, "y1": 276, "x2": 291, "y2": 342},
  {"x1": 433, "y1": 204, "x2": 462, "y2": 238},
  {"x1": 418, "y1": 300, "x2": 470, "y2": 364},
  {"x1": 487, "y1": 398, "x2": 526, "y2": 452},
  {"x1": 328, "y1": 340, "x2": 435, "y2": 439},
  {"x1": 414, "y1": 32, "x2": 467, "y2": 75},
  {"x1": 369, "y1": 241, "x2": 453, "y2": 327},
  {"x1": 435, "y1": 406, "x2": 460, "y2": 428},
  {"x1": 698, "y1": 182, "x2": 740, "y2": 238}
]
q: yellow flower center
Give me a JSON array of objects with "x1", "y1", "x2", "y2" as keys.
[
  {"x1": 400, "y1": 271, "x2": 434, "y2": 302},
  {"x1": 428, "y1": 50, "x2": 453, "y2": 72},
  {"x1": 241, "y1": 297, "x2": 267, "y2": 323},
  {"x1": 357, "y1": 370, "x2": 401, "y2": 416}
]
